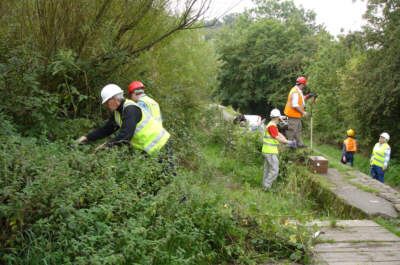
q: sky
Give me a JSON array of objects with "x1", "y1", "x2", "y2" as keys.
[{"x1": 205, "y1": 0, "x2": 368, "y2": 36}]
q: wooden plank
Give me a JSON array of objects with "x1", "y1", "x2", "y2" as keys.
[
  {"x1": 319, "y1": 226, "x2": 400, "y2": 242},
  {"x1": 317, "y1": 251, "x2": 400, "y2": 262},
  {"x1": 314, "y1": 242, "x2": 400, "y2": 252},
  {"x1": 308, "y1": 220, "x2": 380, "y2": 227},
  {"x1": 324, "y1": 261, "x2": 399, "y2": 265}
]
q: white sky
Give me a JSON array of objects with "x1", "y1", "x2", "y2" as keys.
[{"x1": 205, "y1": 0, "x2": 368, "y2": 36}]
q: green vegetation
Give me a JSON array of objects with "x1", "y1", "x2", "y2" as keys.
[
  {"x1": 214, "y1": 0, "x2": 320, "y2": 116},
  {"x1": 350, "y1": 183, "x2": 380, "y2": 194},
  {"x1": 375, "y1": 218, "x2": 400, "y2": 238},
  {"x1": 213, "y1": 0, "x2": 400, "y2": 187},
  {"x1": 309, "y1": 140, "x2": 400, "y2": 187},
  {"x1": 1, "y1": 0, "x2": 400, "y2": 263},
  {"x1": 344, "y1": 175, "x2": 357, "y2": 180}
]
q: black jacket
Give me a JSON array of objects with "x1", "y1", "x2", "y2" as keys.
[{"x1": 86, "y1": 99, "x2": 142, "y2": 147}]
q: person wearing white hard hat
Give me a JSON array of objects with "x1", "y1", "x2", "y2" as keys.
[
  {"x1": 262, "y1": 108, "x2": 297, "y2": 191},
  {"x1": 369, "y1": 132, "x2": 391, "y2": 183},
  {"x1": 76, "y1": 84, "x2": 170, "y2": 156}
]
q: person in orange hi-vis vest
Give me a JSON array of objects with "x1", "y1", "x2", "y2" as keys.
[
  {"x1": 283, "y1": 76, "x2": 310, "y2": 148},
  {"x1": 341, "y1": 129, "x2": 357, "y2": 167}
]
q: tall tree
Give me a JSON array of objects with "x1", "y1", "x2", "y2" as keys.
[
  {"x1": 214, "y1": 0, "x2": 321, "y2": 116},
  {"x1": 0, "y1": 0, "x2": 212, "y2": 130},
  {"x1": 342, "y1": 0, "x2": 400, "y2": 152}
]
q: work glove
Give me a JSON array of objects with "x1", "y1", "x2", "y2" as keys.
[
  {"x1": 287, "y1": 140, "x2": 297, "y2": 149},
  {"x1": 305, "y1": 93, "x2": 317, "y2": 99},
  {"x1": 76, "y1": 136, "x2": 88, "y2": 144}
]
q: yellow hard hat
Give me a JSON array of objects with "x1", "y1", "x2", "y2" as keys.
[{"x1": 347, "y1": 129, "x2": 354, "y2": 137}]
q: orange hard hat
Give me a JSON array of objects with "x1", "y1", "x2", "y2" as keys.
[
  {"x1": 296, "y1": 76, "x2": 307, "y2": 85},
  {"x1": 128, "y1": 81, "x2": 145, "y2": 94}
]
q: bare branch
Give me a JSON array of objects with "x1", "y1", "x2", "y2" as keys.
[{"x1": 114, "y1": 0, "x2": 155, "y2": 43}]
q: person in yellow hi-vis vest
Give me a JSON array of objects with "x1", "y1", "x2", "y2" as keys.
[
  {"x1": 262, "y1": 108, "x2": 297, "y2": 191},
  {"x1": 370, "y1": 132, "x2": 391, "y2": 183},
  {"x1": 127, "y1": 81, "x2": 163, "y2": 124},
  {"x1": 76, "y1": 84, "x2": 170, "y2": 156},
  {"x1": 341, "y1": 129, "x2": 357, "y2": 167}
]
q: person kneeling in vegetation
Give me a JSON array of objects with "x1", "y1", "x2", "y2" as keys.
[
  {"x1": 76, "y1": 84, "x2": 172, "y2": 157},
  {"x1": 262, "y1": 109, "x2": 297, "y2": 191},
  {"x1": 369, "y1": 132, "x2": 391, "y2": 183},
  {"x1": 341, "y1": 129, "x2": 357, "y2": 167}
]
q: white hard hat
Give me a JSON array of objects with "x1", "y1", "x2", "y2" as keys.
[
  {"x1": 101, "y1": 84, "x2": 123, "y2": 104},
  {"x1": 380, "y1": 132, "x2": 390, "y2": 141},
  {"x1": 270, "y1": 108, "x2": 281, "y2": 118}
]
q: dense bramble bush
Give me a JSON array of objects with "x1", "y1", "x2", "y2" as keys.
[{"x1": 0, "y1": 113, "x2": 314, "y2": 264}]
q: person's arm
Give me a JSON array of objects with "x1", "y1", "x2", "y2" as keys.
[
  {"x1": 106, "y1": 105, "x2": 142, "y2": 147},
  {"x1": 370, "y1": 145, "x2": 374, "y2": 166},
  {"x1": 383, "y1": 146, "x2": 391, "y2": 171},
  {"x1": 86, "y1": 116, "x2": 118, "y2": 142},
  {"x1": 342, "y1": 143, "x2": 347, "y2": 162},
  {"x1": 268, "y1": 126, "x2": 288, "y2": 144},
  {"x1": 275, "y1": 133, "x2": 288, "y2": 144}
]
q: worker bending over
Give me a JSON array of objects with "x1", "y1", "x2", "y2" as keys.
[
  {"x1": 262, "y1": 109, "x2": 297, "y2": 191},
  {"x1": 76, "y1": 84, "x2": 170, "y2": 155},
  {"x1": 370, "y1": 132, "x2": 391, "y2": 183},
  {"x1": 341, "y1": 129, "x2": 357, "y2": 167},
  {"x1": 127, "y1": 81, "x2": 163, "y2": 124}
]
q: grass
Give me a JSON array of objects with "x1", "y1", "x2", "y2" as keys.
[
  {"x1": 344, "y1": 175, "x2": 357, "y2": 180},
  {"x1": 305, "y1": 139, "x2": 400, "y2": 187},
  {"x1": 375, "y1": 218, "x2": 400, "y2": 237},
  {"x1": 201, "y1": 144, "x2": 322, "y2": 221},
  {"x1": 350, "y1": 183, "x2": 380, "y2": 194}
]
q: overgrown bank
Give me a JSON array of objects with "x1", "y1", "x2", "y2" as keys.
[
  {"x1": 1, "y1": 110, "x2": 306, "y2": 264},
  {"x1": 1, "y1": 108, "x2": 370, "y2": 264}
]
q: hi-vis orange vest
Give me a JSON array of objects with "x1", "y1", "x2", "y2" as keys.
[
  {"x1": 284, "y1": 86, "x2": 304, "y2": 118},
  {"x1": 344, "y1": 137, "x2": 357, "y2": 152}
]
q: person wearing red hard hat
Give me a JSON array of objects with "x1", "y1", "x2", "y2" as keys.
[
  {"x1": 283, "y1": 76, "x2": 308, "y2": 148},
  {"x1": 127, "y1": 81, "x2": 163, "y2": 124}
]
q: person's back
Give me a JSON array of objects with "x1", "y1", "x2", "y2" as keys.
[
  {"x1": 341, "y1": 130, "x2": 357, "y2": 167},
  {"x1": 138, "y1": 94, "x2": 162, "y2": 123},
  {"x1": 341, "y1": 129, "x2": 357, "y2": 167},
  {"x1": 127, "y1": 81, "x2": 163, "y2": 124}
]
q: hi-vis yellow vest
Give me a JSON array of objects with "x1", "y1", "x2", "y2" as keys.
[
  {"x1": 140, "y1": 95, "x2": 162, "y2": 123},
  {"x1": 370, "y1": 142, "x2": 390, "y2": 168},
  {"x1": 114, "y1": 100, "x2": 170, "y2": 155},
  {"x1": 262, "y1": 121, "x2": 279, "y2": 154},
  {"x1": 284, "y1": 86, "x2": 304, "y2": 118}
]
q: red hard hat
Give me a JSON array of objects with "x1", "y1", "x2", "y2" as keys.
[
  {"x1": 296, "y1": 76, "x2": 307, "y2": 85},
  {"x1": 128, "y1": 81, "x2": 145, "y2": 94}
]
